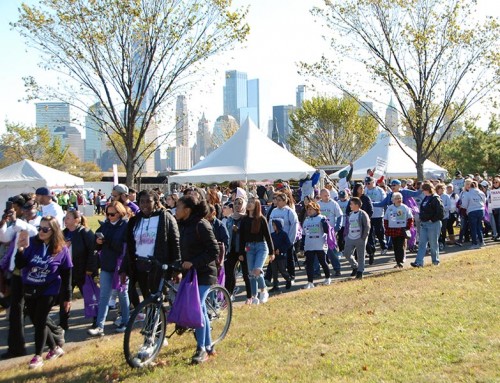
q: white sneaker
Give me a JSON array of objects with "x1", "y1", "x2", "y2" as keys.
[
  {"x1": 303, "y1": 282, "x2": 315, "y2": 289},
  {"x1": 87, "y1": 327, "x2": 104, "y2": 337},
  {"x1": 259, "y1": 291, "x2": 269, "y2": 303},
  {"x1": 322, "y1": 278, "x2": 331, "y2": 285},
  {"x1": 251, "y1": 297, "x2": 260, "y2": 305},
  {"x1": 114, "y1": 315, "x2": 122, "y2": 327},
  {"x1": 381, "y1": 249, "x2": 388, "y2": 255},
  {"x1": 45, "y1": 346, "x2": 64, "y2": 361}
]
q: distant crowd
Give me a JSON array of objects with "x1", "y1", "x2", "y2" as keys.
[{"x1": 0, "y1": 165, "x2": 499, "y2": 368}]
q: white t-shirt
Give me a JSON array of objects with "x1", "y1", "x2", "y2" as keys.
[
  {"x1": 134, "y1": 216, "x2": 160, "y2": 258},
  {"x1": 41, "y1": 201, "x2": 65, "y2": 228},
  {"x1": 384, "y1": 204, "x2": 413, "y2": 228},
  {"x1": 318, "y1": 199, "x2": 343, "y2": 227}
]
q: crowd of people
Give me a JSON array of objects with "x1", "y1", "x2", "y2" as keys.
[{"x1": 0, "y1": 168, "x2": 498, "y2": 369}]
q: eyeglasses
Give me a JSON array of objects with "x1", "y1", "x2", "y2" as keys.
[
  {"x1": 106, "y1": 212, "x2": 117, "y2": 217},
  {"x1": 38, "y1": 227, "x2": 52, "y2": 233}
]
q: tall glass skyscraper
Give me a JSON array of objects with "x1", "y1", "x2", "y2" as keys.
[
  {"x1": 223, "y1": 70, "x2": 260, "y2": 128},
  {"x1": 272, "y1": 105, "x2": 296, "y2": 147}
]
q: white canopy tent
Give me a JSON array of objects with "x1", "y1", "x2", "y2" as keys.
[
  {"x1": 0, "y1": 159, "x2": 84, "y2": 204},
  {"x1": 331, "y1": 132, "x2": 448, "y2": 180},
  {"x1": 169, "y1": 119, "x2": 316, "y2": 184}
]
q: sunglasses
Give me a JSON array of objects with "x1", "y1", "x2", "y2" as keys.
[
  {"x1": 106, "y1": 212, "x2": 117, "y2": 217},
  {"x1": 38, "y1": 227, "x2": 52, "y2": 233},
  {"x1": 22, "y1": 204, "x2": 36, "y2": 210}
]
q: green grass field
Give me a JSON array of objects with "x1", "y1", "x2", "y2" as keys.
[{"x1": 1, "y1": 246, "x2": 498, "y2": 383}]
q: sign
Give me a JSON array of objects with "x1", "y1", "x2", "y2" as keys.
[
  {"x1": 375, "y1": 157, "x2": 388, "y2": 176},
  {"x1": 490, "y1": 189, "x2": 500, "y2": 209},
  {"x1": 112, "y1": 164, "x2": 118, "y2": 186}
]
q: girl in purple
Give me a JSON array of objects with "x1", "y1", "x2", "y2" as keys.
[{"x1": 16, "y1": 216, "x2": 73, "y2": 369}]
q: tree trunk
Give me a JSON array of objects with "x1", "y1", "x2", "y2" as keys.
[
  {"x1": 416, "y1": 153, "x2": 425, "y2": 182},
  {"x1": 125, "y1": 156, "x2": 134, "y2": 187}
]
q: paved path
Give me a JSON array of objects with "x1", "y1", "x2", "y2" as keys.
[{"x1": 1, "y1": 237, "x2": 498, "y2": 371}]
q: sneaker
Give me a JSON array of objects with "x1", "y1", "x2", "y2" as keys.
[
  {"x1": 245, "y1": 298, "x2": 253, "y2": 305},
  {"x1": 289, "y1": 279, "x2": 296, "y2": 286},
  {"x1": 191, "y1": 348, "x2": 208, "y2": 364},
  {"x1": 87, "y1": 327, "x2": 104, "y2": 337},
  {"x1": 303, "y1": 282, "x2": 315, "y2": 289},
  {"x1": 115, "y1": 324, "x2": 127, "y2": 333},
  {"x1": 355, "y1": 272, "x2": 363, "y2": 279},
  {"x1": 381, "y1": 249, "x2": 388, "y2": 255},
  {"x1": 28, "y1": 355, "x2": 43, "y2": 369},
  {"x1": 432, "y1": 262, "x2": 440, "y2": 266},
  {"x1": 285, "y1": 280, "x2": 292, "y2": 290},
  {"x1": 45, "y1": 346, "x2": 64, "y2": 361},
  {"x1": 350, "y1": 268, "x2": 358, "y2": 277},
  {"x1": 251, "y1": 297, "x2": 260, "y2": 305},
  {"x1": 259, "y1": 291, "x2": 269, "y2": 303},
  {"x1": 322, "y1": 278, "x2": 331, "y2": 285},
  {"x1": 410, "y1": 262, "x2": 423, "y2": 268},
  {"x1": 135, "y1": 313, "x2": 146, "y2": 322},
  {"x1": 334, "y1": 270, "x2": 342, "y2": 277},
  {"x1": 114, "y1": 316, "x2": 122, "y2": 327},
  {"x1": 207, "y1": 347, "x2": 217, "y2": 357}
]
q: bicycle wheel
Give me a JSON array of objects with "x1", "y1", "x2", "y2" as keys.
[
  {"x1": 205, "y1": 285, "x2": 232, "y2": 346},
  {"x1": 124, "y1": 297, "x2": 166, "y2": 368}
]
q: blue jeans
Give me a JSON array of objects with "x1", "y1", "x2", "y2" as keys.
[
  {"x1": 326, "y1": 248, "x2": 341, "y2": 271},
  {"x1": 245, "y1": 242, "x2": 268, "y2": 297},
  {"x1": 195, "y1": 285, "x2": 212, "y2": 350},
  {"x1": 468, "y1": 209, "x2": 484, "y2": 245},
  {"x1": 415, "y1": 220, "x2": 441, "y2": 265},
  {"x1": 96, "y1": 270, "x2": 130, "y2": 329}
]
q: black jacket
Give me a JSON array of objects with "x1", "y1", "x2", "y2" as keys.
[
  {"x1": 419, "y1": 194, "x2": 444, "y2": 222},
  {"x1": 123, "y1": 209, "x2": 180, "y2": 276},
  {"x1": 63, "y1": 225, "x2": 97, "y2": 287},
  {"x1": 96, "y1": 218, "x2": 128, "y2": 273},
  {"x1": 346, "y1": 194, "x2": 374, "y2": 218},
  {"x1": 178, "y1": 215, "x2": 219, "y2": 286}
]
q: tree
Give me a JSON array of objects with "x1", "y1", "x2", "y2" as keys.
[
  {"x1": 302, "y1": 0, "x2": 499, "y2": 180},
  {"x1": 440, "y1": 116, "x2": 500, "y2": 176},
  {"x1": 288, "y1": 96, "x2": 378, "y2": 166},
  {"x1": 0, "y1": 122, "x2": 103, "y2": 181},
  {"x1": 14, "y1": 0, "x2": 249, "y2": 185}
]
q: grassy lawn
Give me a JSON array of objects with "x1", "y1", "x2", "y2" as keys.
[{"x1": 1, "y1": 246, "x2": 498, "y2": 383}]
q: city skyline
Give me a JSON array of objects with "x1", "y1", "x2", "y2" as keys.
[{"x1": 0, "y1": 0, "x2": 497, "y2": 139}]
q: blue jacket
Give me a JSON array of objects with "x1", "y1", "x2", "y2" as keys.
[
  {"x1": 270, "y1": 219, "x2": 292, "y2": 254},
  {"x1": 96, "y1": 218, "x2": 128, "y2": 273},
  {"x1": 211, "y1": 217, "x2": 230, "y2": 255}
]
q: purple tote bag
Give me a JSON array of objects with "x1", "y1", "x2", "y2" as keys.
[{"x1": 167, "y1": 268, "x2": 203, "y2": 328}]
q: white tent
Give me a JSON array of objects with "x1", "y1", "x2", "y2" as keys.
[
  {"x1": 169, "y1": 119, "x2": 316, "y2": 184},
  {"x1": 0, "y1": 159, "x2": 84, "y2": 204},
  {"x1": 331, "y1": 132, "x2": 448, "y2": 180}
]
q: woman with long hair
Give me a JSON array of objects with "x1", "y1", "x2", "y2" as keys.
[
  {"x1": 175, "y1": 195, "x2": 219, "y2": 364},
  {"x1": 239, "y1": 198, "x2": 274, "y2": 304},
  {"x1": 60, "y1": 209, "x2": 97, "y2": 330},
  {"x1": 206, "y1": 188, "x2": 223, "y2": 220},
  {"x1": 16, "y1": 216, "x2": 71, "y2": 369},
  {"x1": 88, "y1": 201, "x2": 129, "y2": 336}
]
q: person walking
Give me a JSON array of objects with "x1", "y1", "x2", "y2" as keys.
[
  {"x1": 344, "y1": 197, "x2": 371, "y2": 279},
  {"x1": 460, "y1": 181, "x2": 486, "y2": 249}
]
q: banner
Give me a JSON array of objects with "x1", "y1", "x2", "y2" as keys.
[{"x1": 490, "y1": 189, "x2": 500, "y2": 209}]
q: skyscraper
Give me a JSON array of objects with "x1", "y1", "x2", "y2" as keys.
[
  {"x1": 296, "y1": 85, "x2": 306, "y2": 108},
  {"x1": 36, "y1": 102, "x2": 84, "y2": 159},
  {"x1": 385, "y1": 96, "x2": 399, "y2": 135},
  {"x1": 193, "y1": 113, "x2": 212, "y2": 165},
  {"x1": 272, "y1": 105, "x2": 296, "y2": 147},
  {"x1": 85, "y1": 102, "x2": 108, "y2": 166},
  {"x1": 175, "y1": 95, "x2": 189, "y2": 147},
  {"x1": 223, "y1": 70, "x2": 260, "y2": 128}
]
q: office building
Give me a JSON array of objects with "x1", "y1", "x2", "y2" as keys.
[
  {"x1": 385, "y1": 96, "x2": 399, "y2": 135},
  {"x1": 296, "y1": 85, "x2": 306, "y2": 108},
  {"x1": 223, "y1": 70, "x2": 260, "y2": 128},
  {"x1": 272, "y1": 105, "x2": 296, "y2": 147}
]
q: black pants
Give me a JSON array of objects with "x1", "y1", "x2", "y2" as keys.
[
  {"x1": 224, "y1": 250, "x2": 251, "y2": 299},
  {"x1": 336, "y1": 227, "x2": 345, "y2": 252},
  {"x1": 6, "y1": 274, "x2": 26, "y2": 355},
  {"x1": 368, "y1": 218, "x2": 387, "y2": 252},
  {"x1": 59, "y1": 282, "x2": 84, "y2": 330},
  {"x1": 128, "y1": 276, "x2": 140, "y2": 309},
  {"x1": 439, "y1": 219, "x2": 448, "y2": 245},
  {"x1": 447, "y1": 213, "x2": 457, "y2": 235},
  {"x1": 286, "y1": 245, "x2": 296, "y2": 280},
  {"x1": 25, "y1": 295, "x2": 64, "y2": 355},
  {"x1": 305, "y1": 250, "x2": 330, "y2": 283},
  {"x1": 392, "y1": 236, "x2": 406, "y2": 264},
  {"x1": 270, "y1": 256, "x2": 291, "y2": 287}
]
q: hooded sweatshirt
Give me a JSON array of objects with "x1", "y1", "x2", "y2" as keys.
[{"x1": 460, "y1": 188, "x2": 486, "y2": 214}]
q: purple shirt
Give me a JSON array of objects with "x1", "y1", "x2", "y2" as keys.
[{"x1": 21, "y1": 242, "x2": 73, "y2": 296}]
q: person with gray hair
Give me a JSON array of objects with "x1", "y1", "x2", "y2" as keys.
[{"x1": 383, "y1": 192, "x2": 414, "y2": 268}]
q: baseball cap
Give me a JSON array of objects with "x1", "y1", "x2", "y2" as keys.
[
  {"x1": 480, "y1": 180, "x2": 489, "y2": 188},
  {"x1": 390, "y1": 179, "x2": 402, "y2": 186},
  {"x1": 35, "y1": 187, "x2": 51, "y2": 196},
  {"x1": 455, "y1": 170, "x2": 462, "y2": 176},
  {"x1": 364, "y1": 176, "x2": 374, "y2": 183},
  {"x1": 338, "y1": 190, "x2": 346, "y2": 199},
  {"x1": 113, "y1": 184, "x2": 129, "y2": 195}
]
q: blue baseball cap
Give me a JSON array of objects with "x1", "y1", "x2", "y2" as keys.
[{"x1": 390, "y1": 179, "x2": 401, "y2": 186}]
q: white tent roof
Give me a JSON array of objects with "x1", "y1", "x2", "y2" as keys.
[
  {"x1": 169, "y1": 119, "x2": 316, "y2": 184},
  {"x1": 331, "y1": 132, "x2": 448, "y2": 180},
  {"x1": 0, "y1": 160, "x2": 84, "y2": 203}
]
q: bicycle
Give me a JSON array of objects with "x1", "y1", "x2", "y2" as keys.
[{"x1": 123, "y1": 262, "x2": 232, "y2": 368}]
